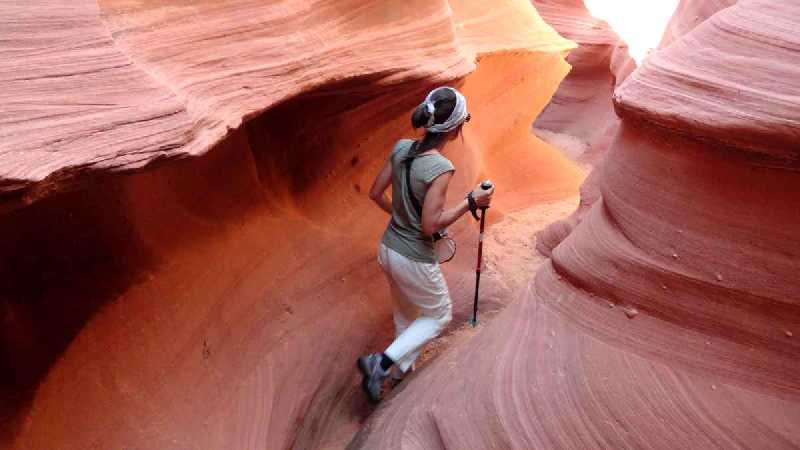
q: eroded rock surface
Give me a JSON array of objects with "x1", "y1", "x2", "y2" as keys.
[
  {"x1": 532, "y1": 0, "x2": 634, "y2": 166},
  {"x1": 658, "y1": 0, "x2": 737, "y2": 48},
  {"x1": 530, "y1": 0, "x2": 634, "y2": 257}
]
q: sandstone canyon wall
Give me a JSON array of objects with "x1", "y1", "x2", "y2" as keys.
[
  {"x1": 533, "y1": 0, "x2": 743, "y2": 259},
  {"x1": 528, "y1": 0, "x2": 637, "y2": 257},
  {"x1": 0, "y1": 1, "x2": 583, "y2": 448},
  {"x1": 658, "y1": 0, "x2": 738, "y2": 48},
  {"x1": 531, "y1": 0, "x2": 635, "y2": 166},
  {"x1": 353, "y1": 0, "x2": 800, "y2": 448}
]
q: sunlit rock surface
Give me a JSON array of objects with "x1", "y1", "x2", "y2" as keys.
[
  {"x1": 532, "y1": 0, "x2": 634, "y2": 166},
  {"x1": 658, "y1": 0, "x2": 737, "y2": 48},
  {"x1": 530, "y1": 0, "x2": 634, "y2": 257}
]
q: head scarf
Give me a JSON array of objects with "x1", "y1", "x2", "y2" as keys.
[{"x1": 423, "y1": 87, "x2": 468, "y2": 133}]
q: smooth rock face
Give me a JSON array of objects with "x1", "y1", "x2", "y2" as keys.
[
  {"x1": 533, "y1": 0, "x2": 739, "y2": 258},
  {"x1": 658, "y1": 0, "x2": 737, "y2": 48},
  {"x1": 353, "y1": 1, "x2": 800, "y2": 448},
  {"x1": 1, "y1": 1, "x2": 580, "y2": 448},
  {"x1": 616, "y1": 0, "x2": 800, "y2": 160},
  {"x1": 531, "y1": 0, "x2": 634, "y2": 258},
  {"x1": 532, "y1": 0, "x2": 635, "y2": 166}
]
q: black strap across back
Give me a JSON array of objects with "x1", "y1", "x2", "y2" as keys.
[
  {"x1": 403, "y1": 141, "x2": 424, "y2": 218},
  {"x1": 404, "y1": 141, "x2": 446, "y2": 242}
]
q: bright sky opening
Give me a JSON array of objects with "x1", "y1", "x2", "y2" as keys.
[{"x1": 584, "y1": 0, "x2": 679, "y2": 64}]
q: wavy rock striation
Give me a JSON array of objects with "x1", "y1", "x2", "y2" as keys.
[
  {"x1": 353, "y1": 1, "x2": 800, "y2": 448},
  {"x1": 1, "y1": 1, "x2": 580, "y2": 448},
  {"x1": 616, "y1": 0, "x2": 798, "y2": 160},
  {"x1": 531, "y1": 0, "x2": 634, "y2": 166},
  {"x1": 533, "y1": 0, "x2": 739, "y2": 258},
  {"x1": 0, "y1": 1, "x2": 194, "y2": 208},
  {"x1": 1, "y1": 0, "x2": 470, "y2": 210},
  {"x1": 658, "y1": 0, "x2": 737, "y2": 48},
  {"x1": 530, "y1": 0, "x2": 634, "y2": 256}
]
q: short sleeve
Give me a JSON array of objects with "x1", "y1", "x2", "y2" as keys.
[
  {"x1": 390, "y1": 139, "x2": 413, "y2": 159},
  {"x1": 421, "y1": 156, "x2": 455, "y2": 184}
]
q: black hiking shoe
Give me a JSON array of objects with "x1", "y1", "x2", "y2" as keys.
[{"x1": 357, "y1": 353, "x2": 389, "y2": 403}]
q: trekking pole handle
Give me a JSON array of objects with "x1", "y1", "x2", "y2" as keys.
[
  {"x1": 479, "y1": 180, "x2": 493, "y2": 214},
  {"x1": 468, "y1": 180, "x2": 494, "y2": 220}
]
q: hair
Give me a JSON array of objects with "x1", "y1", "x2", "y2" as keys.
[{"x1": 409, "y1": 88, "x2": 460, "y2": 155}]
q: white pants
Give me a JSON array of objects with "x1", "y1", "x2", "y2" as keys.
[{"x1": 378, "y1": 243, "x2": 453, "y2": 373}]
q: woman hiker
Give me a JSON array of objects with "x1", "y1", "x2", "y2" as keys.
[{"x1": 357, "y1": 86, "x2": 494, "y2": 402}]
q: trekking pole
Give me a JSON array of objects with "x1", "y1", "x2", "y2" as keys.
[{"x1": 470, "y1": 180, "x2": 493, "y2": 327}]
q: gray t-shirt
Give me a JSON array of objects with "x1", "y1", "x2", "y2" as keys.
[{"x1": 381, "y1": 139, "x2": 455, "y2": 263}]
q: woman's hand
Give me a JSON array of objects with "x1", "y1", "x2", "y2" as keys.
[
  {"x1": 423, "y1": 174, "x2": 497, "y2": 235},
  {"x1": 471, "y1": 183, "x2": 494, "y2": 208}
]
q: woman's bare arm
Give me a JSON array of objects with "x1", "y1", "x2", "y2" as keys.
[
  {"x1": 369, "y1": 158, "x2": 393, "y2": 215},
  {"x1": 421, "y1": 172, "x2": 469, "y2": 236},
  {"x1": 422, "y1": 173, "x2": 495, "y2": 236}
]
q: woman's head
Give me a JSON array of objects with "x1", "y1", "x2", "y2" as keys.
[{"x1": 410, "y1": 87, "x2": 470, "y2": 153}]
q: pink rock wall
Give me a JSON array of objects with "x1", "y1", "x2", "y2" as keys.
[
  {"x1": 532, "y1": 0, "x2": 635, "y2": 165},
  {"x1": 658, "y1": 0, "x2": 737, "y2": 48}
]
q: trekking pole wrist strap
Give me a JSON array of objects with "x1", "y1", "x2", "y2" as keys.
[{"x1": 466, "y1": 192, "x2": 480, "y2": 221}]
